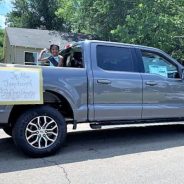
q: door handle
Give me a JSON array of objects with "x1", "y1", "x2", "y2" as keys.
[
  {"x1": 145, "y1": 81, "x2": 158, "y2": 86},
  {"x1": 97, "y1": 79, "x2": 111, "y2": 84}
]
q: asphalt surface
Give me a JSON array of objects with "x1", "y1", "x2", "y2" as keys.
[{"x1": 1, "y1": 124, "x2": 184, "y2": 184}]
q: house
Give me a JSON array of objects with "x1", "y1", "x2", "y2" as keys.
[{"x1": 4, "y1": 27, "x2": 94, "y2": 65}]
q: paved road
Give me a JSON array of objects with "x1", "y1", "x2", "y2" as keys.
[{"x1": 1, "y1": 124, "x2": 184, "y2": 184}]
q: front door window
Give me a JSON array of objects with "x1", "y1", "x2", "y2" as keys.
[{"x1": 142, "y1": 51, "x2": 180, "y2": 79}]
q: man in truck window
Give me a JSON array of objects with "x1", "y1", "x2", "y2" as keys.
[{"x1": 38, "y1": 44, "x2": 63, "y2": 67}]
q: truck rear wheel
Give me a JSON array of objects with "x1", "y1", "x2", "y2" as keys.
[{"x1": 12, "y1": 106, "x2": 67, "y2": 157}]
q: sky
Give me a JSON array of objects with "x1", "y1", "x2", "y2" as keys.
[{"x1": 0, "y1": 0, "x2": 13, "y2": 28}]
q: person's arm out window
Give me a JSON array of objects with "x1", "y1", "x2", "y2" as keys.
[{"x1": 58, "y1": 55, "x2": 64, "y2": 67}]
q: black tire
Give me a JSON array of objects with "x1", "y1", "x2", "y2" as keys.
[
  {"x1": 12, "y1": 105, "x2": 67, "y2": 157},
  {"x1": 3, "y1": 126, "x2": 12, "y2": 136}
]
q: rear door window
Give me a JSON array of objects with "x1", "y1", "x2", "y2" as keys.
[{"x1": 96, "y1": 45, "x2": 134, "y2": 72}]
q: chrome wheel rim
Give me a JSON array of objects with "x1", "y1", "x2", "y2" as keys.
[{"x1": 25, "y1": 116, "x2": 59, "y2": 149}]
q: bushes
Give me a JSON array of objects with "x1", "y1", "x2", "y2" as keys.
[{"x1": 0, "y1": 29, "x2": 4, "y2": 61}]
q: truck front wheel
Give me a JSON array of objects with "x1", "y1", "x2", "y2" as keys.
[{"x1": 12, "y1": 106, "x2": 67, "y2": 157}]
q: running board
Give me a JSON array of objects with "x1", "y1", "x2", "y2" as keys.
[{"x1": 90, "y1": 122, "x2": 184, "y2": 130}]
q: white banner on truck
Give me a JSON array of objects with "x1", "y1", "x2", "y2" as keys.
[{"x1": 0, "y1": 67, "x2": 43, "y2": 105}]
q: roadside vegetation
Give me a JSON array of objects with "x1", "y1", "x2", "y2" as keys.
[
  {"x1": 0, "y1": 29, "x2": 4, "y2": 61},
  {"x1": 4, "y1": 0, "x2": 184, "y2": 62}
]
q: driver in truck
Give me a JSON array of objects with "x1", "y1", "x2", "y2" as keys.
[{"x1": 38, "y1": 44, "x2": 63, "y2": 67}]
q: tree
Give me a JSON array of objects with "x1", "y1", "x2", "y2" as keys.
[
  {"x1": 0, "y1": 29, "x2": 4, "y2": 61},
  {"x1": 7, "y1": 0, "x2": 65, "y2": 31},
  {"x1": 56, "y1": 0, "x2": 81, "y2": 32},
  {"x1": 6, "y1": 0, "x2": 184, "y2": 61},
  {"x1": 111, "y1": 0, "x2": 184, "y2": 61},
  {"x1": 57, "y1": 0, "x2": 136, "y2": 39},
  {"x1": 57, "y1": 0, "x2": 184, "y2": 61}
]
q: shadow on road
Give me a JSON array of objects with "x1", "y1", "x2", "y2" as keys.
[{"x1": 0, "y1": 125, "x2": 184, "y2": 173}]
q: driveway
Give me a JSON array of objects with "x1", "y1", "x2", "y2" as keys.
[{"x1": 0, "y1": 124, "x2": 184, "y2": 184}]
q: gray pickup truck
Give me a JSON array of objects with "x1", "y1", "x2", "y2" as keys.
[{"x1": 1, "y1": 40, "x2": 184, "y2": 157}]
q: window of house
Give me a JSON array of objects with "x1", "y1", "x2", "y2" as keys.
[
  {"x1": 96, "y1": 45, "x2": 134, "y2": 72},
  {"x1": 25, "y1": 52, "x2": 38, "y2": 65},
  {"x1": 141, "y1": 51, "x2": 180, "y2": 79}
]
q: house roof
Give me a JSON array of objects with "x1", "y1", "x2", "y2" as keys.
[{"x1": 5, "y1": 27, "x2": 94, "y2": 49}]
